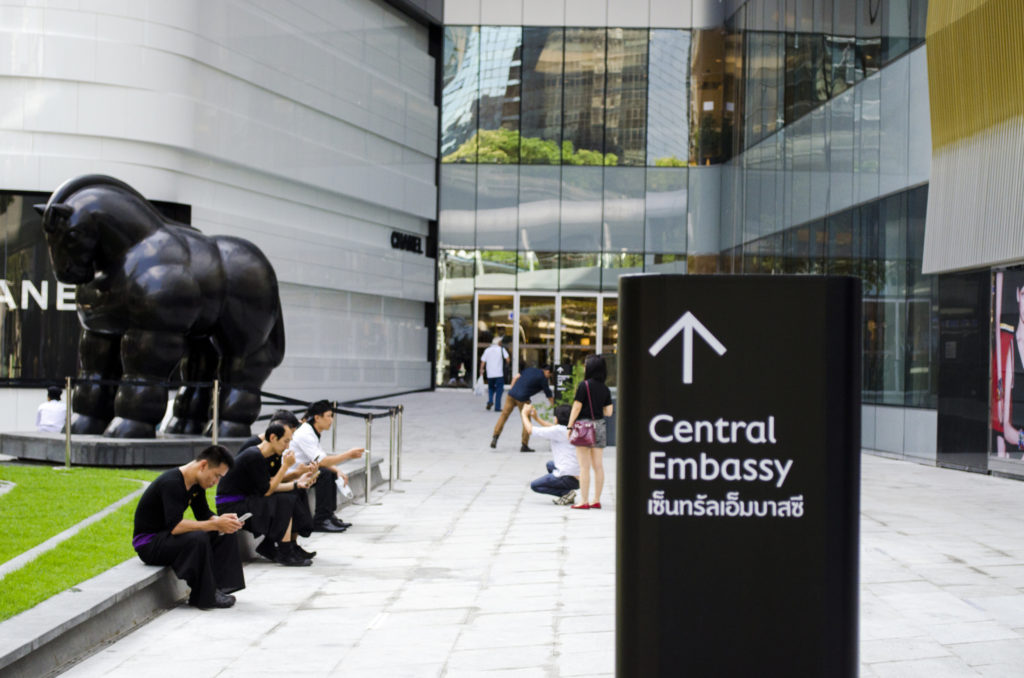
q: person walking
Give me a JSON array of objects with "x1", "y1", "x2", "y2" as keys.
[
  {"x1": 480, "y1": 336, "x2": 510, "y2": 411},
  {"x1": 491, "y1": 364, "x2": 554, "y2": 452},
  {"x1": 566, "y1": 355, "x2": 614, "y2": 509}
]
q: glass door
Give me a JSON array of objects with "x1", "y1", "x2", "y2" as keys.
[
  {"x1": 560, "y1": 296, "x2": 598, "y2": 376},
  {"x1": 476, "y1": 294, "x2": 514, "y2": 383},
  {"x1": 601, "y1": 296, "x2": 618, "y2": 388},
  {"x1": 518, "y1": 295, "x2": 556, "y2": 373}
]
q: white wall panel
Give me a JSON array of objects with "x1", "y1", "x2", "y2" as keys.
[
  {"x1": 0, "y1": 0, "x2": 438, "y2": 404},
  {"x1": 481, "y1": 0, "x2": 523, "y2": 25},
  {"x1": 522, "y1": 0, "x2": 564, "y2": 26},
  {"x1": 445, "y1": 0, "x2": 481, "y2": 24},
  {"x1": 607, "y1": 0, "x2": 650, "y2": 28},
  {"x1": 565, "y1": 0, "x2": 606, "y2": 27},
  {"x1": 650, "y1": 0, "x2": 692, "y2": 28}
]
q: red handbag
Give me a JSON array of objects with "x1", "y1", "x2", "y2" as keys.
[{"x1": 569, "y1": 381, "x2": 597, "y2": 446}]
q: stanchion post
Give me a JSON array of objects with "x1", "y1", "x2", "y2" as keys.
[
  {"x1": 364, "y1": 414, "x2": 373, "y2": 504},
  {"x1": 64, "y1": 376, "x2": 72, "y2": 469},
  {"x1": 388, "y1": 407, "x2": 395, "y2": 492},
  {"x1": 211, "y1": 379, "x2": 219, "y2": 446},
  {"x1": 331, "y1": 401, "x2": 337, "y2": 452},
  {"x1": 397, "y1": 404, "x2": 408, "y2": 482}
]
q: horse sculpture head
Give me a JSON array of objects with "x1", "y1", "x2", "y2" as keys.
[
  {"x1": 34, "y1": 200, "x2": 99, "y2": 284},
  {"x1": 34, "y1": 175, "x2": 146, "y2": 285}
]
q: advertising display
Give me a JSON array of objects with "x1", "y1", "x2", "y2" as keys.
[
  {"x1": 992, "y1": 269, "x2": 1024, "y2": 460},
  {"x1": 616, "y1": 275, "x2": 860, "y2": 677}
]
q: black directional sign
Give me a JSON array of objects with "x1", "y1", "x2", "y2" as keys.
[{"x1": 616, "y1": 275, "x2": 860, "y2": 678}]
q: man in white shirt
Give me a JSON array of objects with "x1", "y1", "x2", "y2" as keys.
[
  {"x1": 289, "y1": 400, "x2": 364, "y2": 532},
  {"x1": 480, "y1": 336, "x2": 510, "y2": 411},
  {"x1": 36, "y1": 386, "x2": 66, "y2": 432},
  {"x1": 521, "y1": 403, "x2": 580, "y2": 505}
]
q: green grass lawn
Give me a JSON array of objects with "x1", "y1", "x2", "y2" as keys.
[{"x1": 0, "y1": 465, "x2": 161, "y2": 622}]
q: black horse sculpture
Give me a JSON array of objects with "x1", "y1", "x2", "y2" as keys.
[{"x1": 35, "y1": 175, "x2": 285, "y2": 439}]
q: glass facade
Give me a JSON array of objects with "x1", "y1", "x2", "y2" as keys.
[{"x1": 437, "y1": 3, "x2": 935, "y2": 411}]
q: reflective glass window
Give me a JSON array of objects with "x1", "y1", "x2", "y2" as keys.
[
  {"x1": 476, "y1": 27, "x2": 522, "y2": 164},
  {"x1": 560, "y1": 296, "x2": 597, "y2": 370},
  {"x1": 856, "y1": 0, "x2": 882, "y2": 78},
  {"x1": 647, "y1": 30, "x2": 690, "y2": 166},
  {"x1": 603, "y1": 167, "x2": 645, "y2": 253},
  {"x1": 516, "y1": 251, "x2": 560, "y2": 290},
  {"x1": 691, "y1": 28, "x2": 729, "y2": 164},
  {"x1": 645, "y1": 168, "x2": 688, "y2": 254},
  {"x1": 601, "y1": 297, "x2": 619, "y2": 388},
  {"x1": 855, "y1": 73, "x2": 880, "y2": 203},
  {"x1": 559, "y1": 252, "x2": 601, "y2": 290},
  {"x1": 476, "y1": 165, "x2": 519, "y2": 250},
  {"x1": 518, "y1": 165, "x2": 561, "y2": 252},
  {"x1": 602, "y1": 253, "x2": 644, "y2": 291},
  {"x1": 909, "y1": 0, "x2": 927, "y2": 49},
  {"x1": 521, "y1": 28, "x2": 564, "y2": 165},
  {"x1": 605, "y1": 28, "x2": 648, "y2": 167},
  {"x1": 441, "y1": 27, "x2": 480, "y2": 161},
  {"x1": 476, "y1": 250, "x2": 517, "y2": 289},
  {"x1": 562, "y1": 28, "x2": 607, "y2": 165},
  {"x1": 519, "y1": 295, "x2": 556, "y2": 371},
  {"x1": 645, "y1": 253, "x2": 688, "y2": 274},
  {"x1": 560, "y1": 166, "x2": 603, "y2": 251},
  {"x1": 881, "y1": 0, "x2": 911, "y2": 64},
  {"x1": 439, "y1": 289, "x2": 474, "y2": 386},
  {"x1": 826, "y1": 209, "x2": 856, "y2": 276},
  {"x1": 782, "y1": 224, "x2": 810, "y2": 273},
  {"x1": 785, "y1": 32, "x2": 828, "y2": 125},
  {"x1": 905, "y1": 185, "x2": 935, "y2": 408},
  {"x1": 439, "y1": 164, "x2": 477, "y2": 248}
]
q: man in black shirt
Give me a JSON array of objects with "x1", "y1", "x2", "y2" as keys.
[
  {"x1": 491, "y1": 364, "x2": 554, "y2": 452},
  {"x1": 218, "y1": 422, "x2": 316, "y2": 566},
  {"x1": 132, "y1": 445, "x2": 245, "y2": 609}
]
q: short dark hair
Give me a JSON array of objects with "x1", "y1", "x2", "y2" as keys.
[
  {"x1": 542, "y1": 364, "x2": 552, "y2": 373},
  {"x1": 46, "y1": 386, "x2": 62, "y2": 401},
  {"x1": 554, "y1": 405, "x2": 571, "y2": 426},
  {"x1": 270, "y1": 409, "x2": 300, "y2": 429},
  {"x1": 196, "y1": 444, "x2": 234, "y2": 469},
  {"x1": 264, "y1": 422, "x2": 287, "y2": 442},
  {"x1": 584, "y1": 354, "x2": 607, "y2": 383},
  {"x1": 305, "y1": 400, "x2": 333, "y2": 421}
]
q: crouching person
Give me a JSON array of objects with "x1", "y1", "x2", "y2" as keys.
[
  {"x1": 522, "y1": 404, "x2": 581, "y2": 505},
  {"x1": 216, "y1": 422, "x2": 318, "y2": 566},
  {"x1": 132, "y1": 445, "x2": 245, "y2": 609}
]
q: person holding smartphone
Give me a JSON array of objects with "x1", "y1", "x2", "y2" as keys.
[
  {"x1": 216, "y1": 422, "x2": 317, "y2": 566},
  {"x1": 132, "y1": 445, "x2": 245, "y2": 609}
]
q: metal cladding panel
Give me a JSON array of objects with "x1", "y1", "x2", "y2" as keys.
[{"x1": 616, "y1": 274, "x2": 861, "y2": 677}]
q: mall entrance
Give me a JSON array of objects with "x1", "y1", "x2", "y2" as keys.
[{"x1": 439, "y1": 291, "x2": 619, "y2": 390}]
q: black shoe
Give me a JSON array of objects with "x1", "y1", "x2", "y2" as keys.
[
  {"x1": 275, "y1": 543, "x2": 313, "y2": 567},
  {"x1": 294, "y1": 543, "x2": 317, "y2": 559},
  {"x1": 329, "y1": 516, "x2": 353, "y2": 529},
  {"x1": 313, "y1": 519, "x2": 346, "y2": 533},
  {"x1": 255, "y1": 539, "x2": 278, "y2": 561},
  {"x1": 520, "y1": 445, "x2": 535, "y2": 453},
  {"x1": 486, "y1": 402, "x2": 492, "y2": 410},
  {"x1": 490, "y1": 436, "x2": 498, "y2": 449},
  {"x1": 195, "y1": 590, "x2": 236, "y2": 609}
]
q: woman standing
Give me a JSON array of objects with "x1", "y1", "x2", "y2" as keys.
[{"x1": 566, "y1": 354, "x2": 614, "y2": 509}]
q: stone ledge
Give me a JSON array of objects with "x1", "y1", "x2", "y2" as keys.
[{"x1": 0, "y1": 455, "x2": 387, "y2": 678}]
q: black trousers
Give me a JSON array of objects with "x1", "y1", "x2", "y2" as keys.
[
  {"x1": 137, "y1": 531, "x2": 245, "y2": 607},
  {"x1": 311, "y1": 471, "x2": 337, "y2": 522},
  {"x1": 220, "y1": 492, "x2": 310, "y2": 544}
]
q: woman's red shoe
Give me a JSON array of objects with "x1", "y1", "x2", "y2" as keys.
[
  {"x1": 570, "y1": 504, "x2": 590, "y2": 510},
  {"x1": 589, "y1": 502, "x2": 602, "y2": 509}
]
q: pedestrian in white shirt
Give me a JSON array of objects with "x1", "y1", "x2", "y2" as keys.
[
  {"x1": 480, "y1": 336, "x2": 509, "y2": 411},
  {"x1": 521, "y1": 403, "x2": 580, "y2": 505},
  {"x1": 289, "y1": 400, "x2": 364, "y2": 533}
]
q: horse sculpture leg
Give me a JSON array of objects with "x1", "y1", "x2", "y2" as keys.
[
  {"x1": 70, "y1": 330, "x2": 122, "y2": 434},
  {"x1": 105, "y1": 329, "x2": 186, "y2": 438},
  {"x1": 165, "y1": 338, "x2": 218, "y2": 435}
]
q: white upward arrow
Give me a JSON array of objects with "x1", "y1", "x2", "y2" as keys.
[{"x1": 648, "y1": 311, "x2": 727, "y2": 384}]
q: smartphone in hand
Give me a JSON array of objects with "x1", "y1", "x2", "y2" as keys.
[{"x1": 238, "y1": 512, "x2": 252, "y2": 522}]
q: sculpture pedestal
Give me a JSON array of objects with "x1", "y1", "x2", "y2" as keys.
[{"x1": 0, "y1": 432, "x2": 248, "y2": 467}]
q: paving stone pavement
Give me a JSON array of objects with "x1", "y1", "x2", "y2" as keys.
[{"x1": 56, "y1": 391, "x2": 1024, "y2": 677}]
